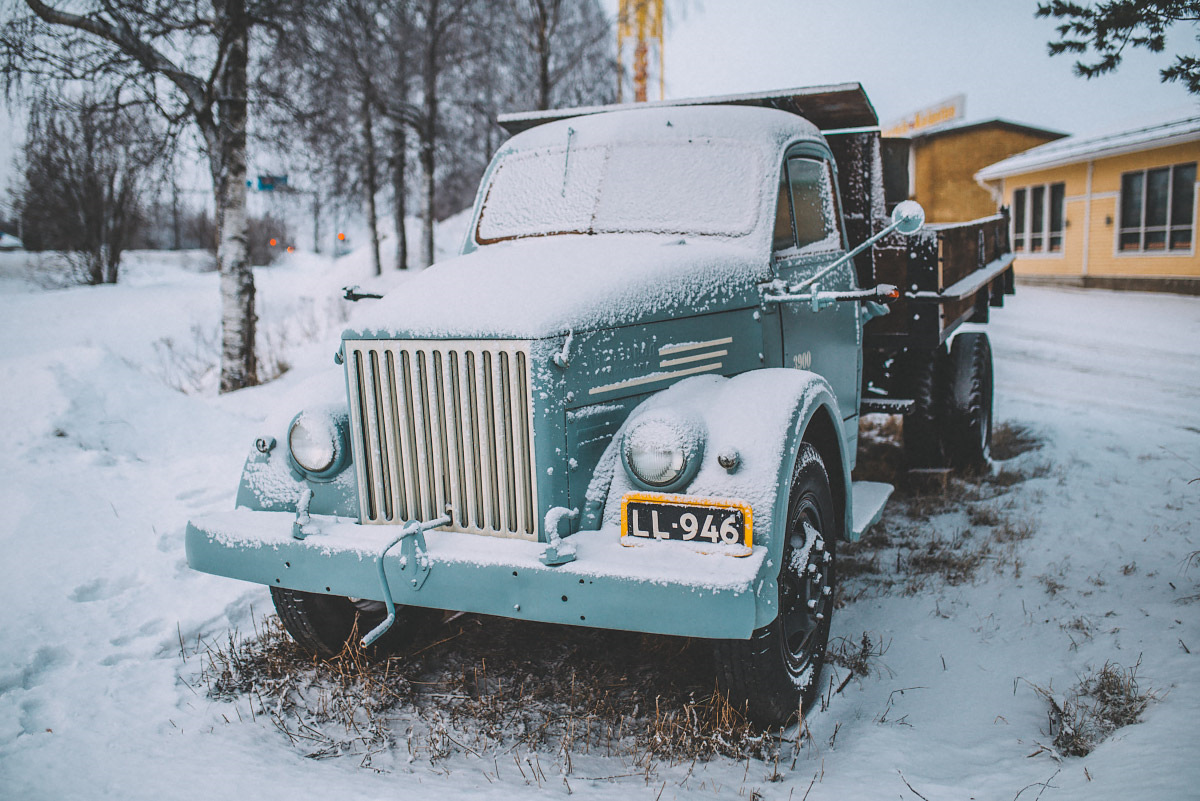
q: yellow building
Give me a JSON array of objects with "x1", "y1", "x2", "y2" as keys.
[
  {"x1": 976, "y1": 115, "x2": 1200, "y2": 293},
  {"x1": 884, "y1": 120, "x2": 1065, "y2": 223}
]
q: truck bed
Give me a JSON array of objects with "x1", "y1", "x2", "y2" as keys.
[{"x1": 865, "y1": 212, "x2": 1015, "y2": 351}]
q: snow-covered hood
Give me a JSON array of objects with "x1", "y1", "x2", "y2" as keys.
[{"x1": 346, "y1": 234, "x2": 771, "y2": 340}]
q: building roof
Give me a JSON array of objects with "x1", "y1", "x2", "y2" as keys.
[
  {"x1": 496, "y1": 83, "x2": 879, "y2": 135},
  {"x1": 977, "y1": 114, "x2": 1200, "y2": 180},
  {"x1": 896, "y1": 117, "x2": 1066, "y2": 143}
]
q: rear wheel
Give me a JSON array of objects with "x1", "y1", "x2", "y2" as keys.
[
  {"x1": 901, "y1": 345, "x2": 950, "y2": 468},
  {"x1": 946, "y1": 333, "x2": 993, "y2": 469},
  {"x1": 270, "y1": 587, "x2": 434, "y2": 658},
  {"x1": 714, "y1": 443, "x2": 836, "y2": 725}
]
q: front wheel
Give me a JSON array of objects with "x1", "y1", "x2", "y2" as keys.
[
  {"x1": 714, "y1": 442, "x2": 837, "y2": 725},
  {"x1": 270, "y1": 586, "x2": 435, "y2": 659}
]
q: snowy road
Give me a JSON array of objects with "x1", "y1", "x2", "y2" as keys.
[{"x1": 0, "y1": 253, "x2": 1197, "y2": 800}]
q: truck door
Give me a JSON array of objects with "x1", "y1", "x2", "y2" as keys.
[{"x1": 772, "y1": 154, "x2": 861, "y2": 439}]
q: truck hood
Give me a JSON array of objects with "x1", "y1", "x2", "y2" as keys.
[{"x1": 346, "y1": 234, "x2": 770, "y2": 340}]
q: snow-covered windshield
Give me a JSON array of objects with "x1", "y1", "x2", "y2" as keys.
[{"x1": 475, "y1": 138, "x2": 764, "y2": 243}]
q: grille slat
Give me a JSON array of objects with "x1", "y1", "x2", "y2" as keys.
[
  {"x1": 345, "y1": 340, "x2": 538, "y2": 540},
  {"x1": 380, "y1": 349, "x2": 405, "y2": 521},
  {"x1": 363, "y1": 351, "x2": 389, "y2": 520},
  {"x1": 398, "y1": 351, "x2": 422, "y2": 521},
  {"x1": 442, "y1": 352, "x2": 467, "y2": 530}
]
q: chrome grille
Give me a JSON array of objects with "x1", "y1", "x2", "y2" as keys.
[{"x1": 344, "y1": 339, "x2": 538, "y2": 539}]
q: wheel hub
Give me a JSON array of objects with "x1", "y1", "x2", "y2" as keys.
[{"x1": 781, "y1": 510, "x2": 832, "y2": 671}]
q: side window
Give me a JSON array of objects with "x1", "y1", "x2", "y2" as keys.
[
  {"x1": 773, "y1": 170, "x2": 795, "y2": 251},
  {"x1": 787, "y1": 157, "x2": 839, "y2": 250}
]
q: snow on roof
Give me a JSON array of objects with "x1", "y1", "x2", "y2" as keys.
[
  {"x1": 500, "y1": 103, "x2": 820, "y2": 153},
  {"x1": 976, "y1": 114, "x2": 1200, "y2": 181},
  {"x1": 497, "y1": 83, "x2": 878, "y2": 135},
  {"x1": 894, "y1": 117, "x2": 1065, "y2": 142}
]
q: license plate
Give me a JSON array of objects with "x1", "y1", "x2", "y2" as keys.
[{"x1": 620, "y1": 492, "x2": 753, "y2": 548}]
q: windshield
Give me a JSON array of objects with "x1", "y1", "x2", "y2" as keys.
[{"x1": 475, "y1": 138, "x2": 764, "y2": 243}]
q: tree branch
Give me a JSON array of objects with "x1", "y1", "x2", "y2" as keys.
[{"x1": 24, "y1": 0, "x2": 210, "y2": 122}]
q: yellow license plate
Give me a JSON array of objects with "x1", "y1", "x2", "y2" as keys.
[{"x1": 620, "y1": 492, "x2": 753, "y2": 548}]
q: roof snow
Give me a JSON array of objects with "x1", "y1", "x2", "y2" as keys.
[
  {"x1": 892, "y1": 117, "x2": 1065, "y2": 142},
  {"x1": 497, "y1": 82, "x2": 878, "y2": 135},
  {"x1": 976, "y1": 113, "x2": 1200, "y2": 180}
]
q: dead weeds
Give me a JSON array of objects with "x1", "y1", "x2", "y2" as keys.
[
  {"x1": 841, "y1": 417, "x2": 1047, "y2": 598},
  {"x1": 1028, "y1": 659, "x2": 1154, "y2": 758},
  {"x1": 188, "y1": 612, "x2": 798, "y2": 770}
]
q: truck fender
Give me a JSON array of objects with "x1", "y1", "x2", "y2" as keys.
[{"x1": 592, "y1": 369, "x2": 851, "y2": 630}]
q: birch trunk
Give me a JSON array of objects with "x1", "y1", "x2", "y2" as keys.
[
  {"x1": 392, "y1": 125, "x2": 408, "y2": 270},
  {"x1": 362, "y1": 95, "x2": 382, "y2": 276},
  {"x1": 420, "y1": 133, "x2": 435, "y2": 268},
  {"x1": 213, "y1": 0, "x2": 256, "y2": 392},
  {"x1": 420, "y1": 0, "x2": 439, "y2": 269}
]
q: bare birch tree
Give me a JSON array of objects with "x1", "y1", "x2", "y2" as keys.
[{"x1": 2, "y1": 0, "x2": 286, "y2": 391}]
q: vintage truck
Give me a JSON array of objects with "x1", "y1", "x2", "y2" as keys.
[{"x1": 186, "y1": 84, "x2": 1015, "y2": 726}]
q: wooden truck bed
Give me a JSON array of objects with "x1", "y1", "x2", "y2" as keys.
[{"x1": 866, "y1": 213, "x2": 1016, "y2": 352}]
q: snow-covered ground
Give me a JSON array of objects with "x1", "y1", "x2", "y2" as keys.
[{"x1": 0, "y1": 246, "x2": 1197, "y2": 800}]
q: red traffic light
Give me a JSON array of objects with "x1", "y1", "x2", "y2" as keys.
[{"x1": 269, "y1": 238, "x2": 278, "y2": 247}]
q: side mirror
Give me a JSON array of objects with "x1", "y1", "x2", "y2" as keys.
[
  {"x1": 891, "y1": 200, "x2": 925, "y2": 236},
  {"x1": 765, "y1": 200, "x2": 927, "y2": 300}
]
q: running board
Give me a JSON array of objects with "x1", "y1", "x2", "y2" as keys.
[{"x1": 851, "y1": 481, "x2": 893, "y2": 539}]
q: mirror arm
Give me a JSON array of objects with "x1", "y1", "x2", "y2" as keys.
[{"x1": 784, "y1": 218, "x2": 905, "y2": 295}]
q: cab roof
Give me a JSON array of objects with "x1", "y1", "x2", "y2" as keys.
[
  {"x1": 497, "y1": 83, "x2": 878, "y2": 136},
  {"x1": 496, "y1": 103, "x2": 824, "y2": 156}
]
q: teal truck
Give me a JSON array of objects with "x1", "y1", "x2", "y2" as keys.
[{"x1": 186, "y1": 84, "x2": 1015, "y2": 725}]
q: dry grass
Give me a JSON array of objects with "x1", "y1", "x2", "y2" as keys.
[
  {"x1": 904, "y1": 530, "x2": 991, "y2": 589},
  {"x1": 990, "y1": 422, "x2": 1043, "y2": 460},
  {"x1": 826, "y1": 632, "x2": 889, "y2": 678},
  {"x1": 1028, "y1": 660, "x2": 1154, "y2": 757},
  {"x1": 152, "y1": 296, "x2": 351, "y2": 393},
  {"x1": 188, "y1": 612, "x2": 800, "y2": 769},
  {"x1": 842, "y1": 417, "x2": 1046, "y2": 598}
]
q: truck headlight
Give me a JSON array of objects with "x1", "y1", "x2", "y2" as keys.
[
  {"x1": 288, "y1": 410, "x2": 349, "y2": 478},
  {"x1": 622, "y1": 412, "x2": 705, "y2": 491}
]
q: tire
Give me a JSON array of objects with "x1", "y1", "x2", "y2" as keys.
[
  {"x1": 946, "y1": 333, "x2": 993, "y2": 469},
  {"x1": 714, "y1": 443, "x2": 837, "y2": 726},
  {"x1": 270, "y1": 586, "x2": 434, "y2": 659},
  {"x1": 901, "y1": 345, "x2": 950, "y2": 468}
]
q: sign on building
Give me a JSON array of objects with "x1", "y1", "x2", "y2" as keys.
[{"x1": 882, "y1": 95, "x2": 966, "y2": 138}]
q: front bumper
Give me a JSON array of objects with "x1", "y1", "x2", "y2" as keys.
[{"x1": 186, "y1": 510, "x2": 766, "y2": 639}]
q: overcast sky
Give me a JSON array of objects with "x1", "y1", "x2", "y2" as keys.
[{"x1": 628, "y1": 0, "x2": 1198, "y2": 136}]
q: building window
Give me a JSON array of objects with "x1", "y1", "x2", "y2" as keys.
[
  {"x1": 1012, "y1": 182, "x2": 1065, "y2": 254},
  {"x1": 1119, "y1": 163, "x2": 1196, "y2": 253}
]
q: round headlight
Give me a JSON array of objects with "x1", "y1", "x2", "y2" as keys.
[
  {"x1": 623, "y1": 412, "x2": 705, "y2": 490},
  {"x1": 288, "y1": 412, "x2": 339, "y2": 474}
]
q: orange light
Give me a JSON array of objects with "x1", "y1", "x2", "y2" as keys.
[
  {"x1": 286, "y1": 246, "x2": 294, "y2": 253},
  {"x1": 269, "y1": 238, "x2": 277, "y2": 247},
  {"x1": 337, "y1": 232, "x2": 346, "y2": 241}
]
